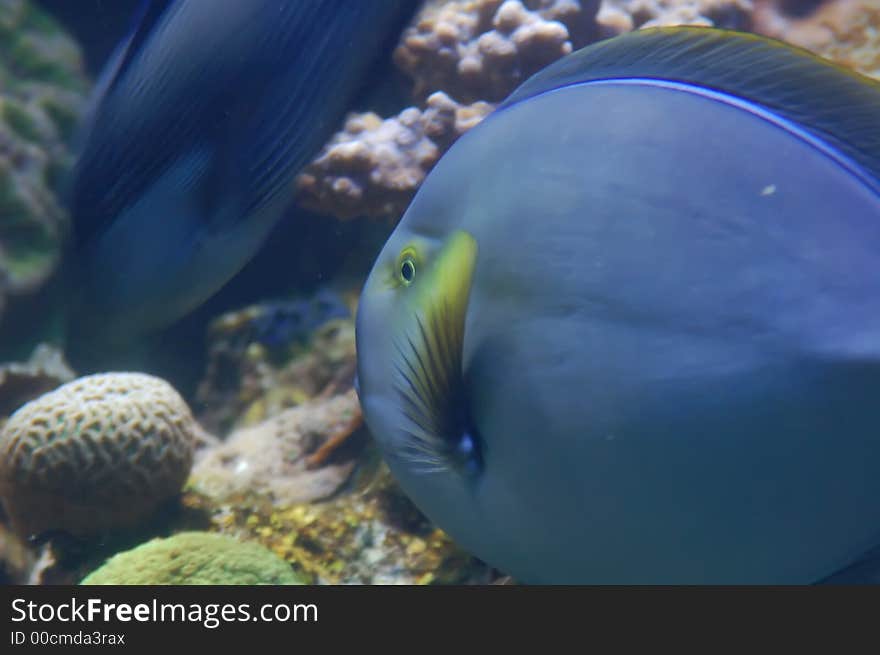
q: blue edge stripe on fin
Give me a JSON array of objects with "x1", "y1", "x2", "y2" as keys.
[{"x1": 568, "y1": 77, "x2": 880, "y2": 197}]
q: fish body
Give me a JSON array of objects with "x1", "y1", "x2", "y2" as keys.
[
  {"x1": 355, "y1": 28, "x2": 880, "y2": 583},
  {"x1": 68, "y1": 0, "x2": 417, "y2": 344}
]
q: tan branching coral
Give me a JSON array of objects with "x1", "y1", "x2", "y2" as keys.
[
  {"x1": 394, "y1": 0, "x2": 601, "y2": 103},
  {"x1": 596, "y1": 0, "x2": 753, "y2": 33},
  {"x1": 754, "y1": 0, "x2": 880, "y2": 80},
  {"x1": 296, "y1": 92, "x2": 493, "y2": 220}
]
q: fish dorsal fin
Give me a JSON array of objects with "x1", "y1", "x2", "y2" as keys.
[{"x1": 501, "y1": 27, "x2": 880, "y2": 185}]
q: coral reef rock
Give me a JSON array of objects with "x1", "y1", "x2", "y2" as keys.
[
  {"x1": 81, "y1": 531, "x2": 304, "y2": 585},
  {"x1": 296, "y1": 92, "x2": 493, "y2": 220},
  {"x1": 189, "y1": 308, "x2": 490, "y2": 584},
  {"x1": 0, "y1": 0, "x2": 88, "y2": 324},
  {"x1": 196, "y1": 296, "x2": 358, "y2": 435},
  {"x1": 189, "y1": 390, "x2": 361, "y2": 507},
  {"x1": 395, "y1": 0, "x2": 602, "y2": 104},
  {"x1": 186, "y1": 460, "x2": 492, "y2": 585},
  {"x1": 186, "y1": 293, "x2": 492, "y2": 584},
  {"x1": 0, "y1": 373, "x2": 196, "y2": 539},
  {"x1": 0, "y1": 521, "x2": 37, "y2": 583},
  {"x1": 0, "y1": 342, "x2": 74, "y2": 419},
  {"x1": 754, "y1": 0, "x2": 880, "y2": 79}
]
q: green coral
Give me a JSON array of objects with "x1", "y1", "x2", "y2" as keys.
[
  {"x1": 9, "y1": 34, "x2": 76, "y2": 89},
  {"x1": 0, "y1": 160, "x2": 61, "y2": 291},
  {"x1": 0, "y1": 0, "x2": 87, "y2": 340},
  {"x1": 1, "y1": 97, "x2": 41, "y2": 141},
  {"x1": 38, "y1": 93, "x2": 79, "y2": 140},
  {"x1": 80, "y1": 532, "x2": 306, "y2": 585},
  {"x1": 0, "y1": 0, "x2": 85, "y2": 91},
  {"x1": 18, "y1": 1, "x2": 57, "y2": 35},
  {"x1": 0, "y1": 161, "x2": 30, "y2": 218},
  {"x1": 0, "y1": 0, "x2": 24, "y2": 41}
]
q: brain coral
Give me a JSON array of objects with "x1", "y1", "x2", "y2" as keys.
[
  {"x1": 0, "y1": 373, "x2": 196, "y2": 539},
  {"x1": 0, "y1": 0, "x2": 88, "y2": 325},
  {"x1": 80, "y1": 532, "x2": 304, "y2": 585}
]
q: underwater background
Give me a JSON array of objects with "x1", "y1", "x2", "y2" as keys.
[{"x1": 0, "y1": 0, "x2": 878, "y2": 585}]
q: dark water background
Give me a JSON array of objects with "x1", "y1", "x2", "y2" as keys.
[{"x1": 36, "y1": 0, "x2": 143, "y2": 73}]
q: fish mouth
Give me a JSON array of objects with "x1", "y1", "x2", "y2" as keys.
[{"x1": 391, "y1": 230, "x2": 483, "y2": 476}]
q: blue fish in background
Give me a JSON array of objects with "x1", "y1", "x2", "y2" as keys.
[{"x1": 67, "y1": 0, "x2": 418, "y2": 348}]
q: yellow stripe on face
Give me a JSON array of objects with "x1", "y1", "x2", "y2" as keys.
[
  {"x1": 407, "y1": 230, "x2": 478, "y2": 318},
  {"x1": 392, "y1": 230, "x2": 478, "y2": 473}
]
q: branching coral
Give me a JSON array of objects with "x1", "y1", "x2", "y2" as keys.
[
  {"x1": 297, "y1": 0, "x2": 762, "y2": 223},
  {"x1": 754, "y1": 0, "x2": 880, "y2": 79},
  {"x1": 395, "y1": 0, "x2": 601, "y2": 103},
  {"x1": 295, "y1": 92, "x2": 493, "y2": 220},
  {"x1": 596, "y1": 0, "x2": 753, "y2": 33}
]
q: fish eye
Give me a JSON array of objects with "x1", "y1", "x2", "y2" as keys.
[
  {"x1": 400, "y1": 258, "x2": 416, "y2": 284},
  {"x1": 394, "y1": 245, "x2": 420, "y2": 287}
]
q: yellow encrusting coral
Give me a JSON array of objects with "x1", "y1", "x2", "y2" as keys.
[{"x1": 184, "y1": 465, "x2": 491, "y2": 585}]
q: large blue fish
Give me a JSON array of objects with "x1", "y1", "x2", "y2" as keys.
[
  {"x1": 355, "y1": 27, "x2": 880, "y2": 583},
  {"x1": 68, "y1": 0, "x2": 417, "y2": 345}
]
